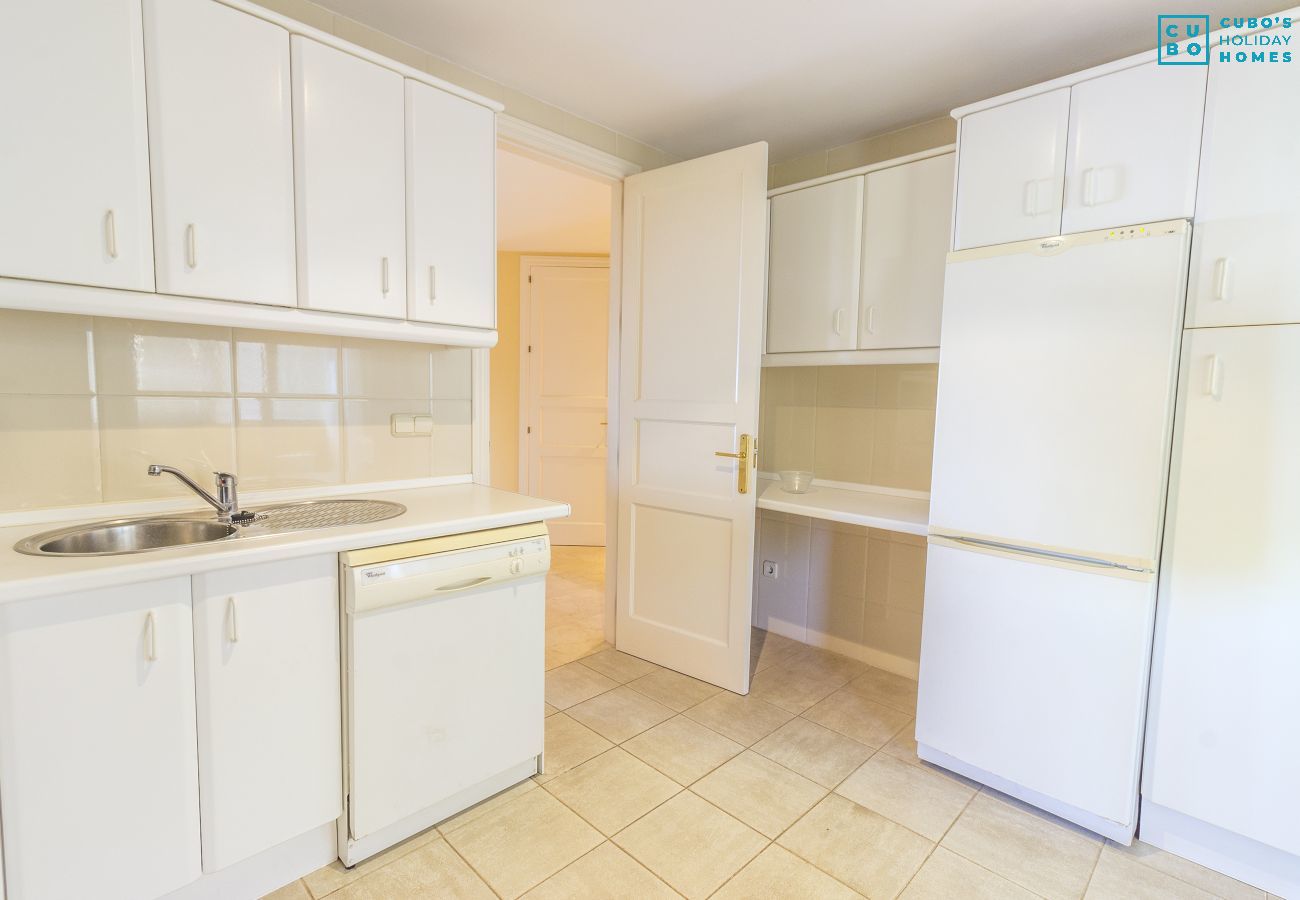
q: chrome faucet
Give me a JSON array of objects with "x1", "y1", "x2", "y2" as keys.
[{"x1": 147, "y1": 465, "x2": 254, "y2": 524}]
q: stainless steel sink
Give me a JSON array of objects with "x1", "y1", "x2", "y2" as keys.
[{"x1": 15, "y1": 517, "x2": 238, "y2": 557}]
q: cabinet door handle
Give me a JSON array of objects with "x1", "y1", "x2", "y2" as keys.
[
  {"x1": 381, "y1": 257, "x2": 390, "y2": 296},
  {"x1": 105, "y1": 209, "x2": 118, "y2": 259},
  {"x1": 1082, "y1": 168, "x2": 1097, "y2": 207},
  {"x1": 1023, "y1": 181, "x2": 1039, "y2": 217},
  {"x1": 186, "y1": 224, "x2": 197, "y2": 268},
  {"x1": 1205, "y1": 354, "x2": 1223, "y2": 399},
  {"x1": 865, "y1": 305, "x2": 876, "y2": 335},
  {"x1": 145, "y1": 611, "x2": 158, "y2": 662},
  {"x1": 1213, "y1": 257, "x2": 1231, "y2": 301},
  {"x1": 429, "y1": 264, "x2": 437, "y2": 301},
  {"x1": 832, "y1": 308, "x2": 844, "y2": 336},
  {"x1": 227, "y1": 596, "x2": 239, "y2": 643}
]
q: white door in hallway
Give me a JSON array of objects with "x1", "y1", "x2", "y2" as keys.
[
  {"x1": 616, "y1": 142, "x2": 768, "y2": 694},
  {"x1": 525, "y1": 261, "x2": 610, "y2": 546}
]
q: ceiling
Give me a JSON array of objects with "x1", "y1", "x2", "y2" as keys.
[
  {"x1": 496, "y1": 148, "x2": 611, "y2": 254},
  {"x1": 317, "y1": 0, "x2": 1272, "y2": 162}
]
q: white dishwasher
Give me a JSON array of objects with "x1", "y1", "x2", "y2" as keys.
[{"x1": 338, "y1": 521, "x2": 549, "y2": 866}]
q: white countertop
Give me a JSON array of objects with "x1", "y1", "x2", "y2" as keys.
[
  {"x1": 0, "y1": 484, "x2": 570, "y2": 604},
  {"x1": 757, "y1": 479, "x2": 930, "y2": 536}
]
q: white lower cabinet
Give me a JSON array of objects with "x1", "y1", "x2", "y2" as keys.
[
  {"x1": 0, "y1": 578, "x2": 201, "y2": 900},
  {"x1": 1144, "y1": 324, "x2": 1300, "y2": 859},
  {"x1": 192, "y1": 555, "x2": 342, "y2": 872}
]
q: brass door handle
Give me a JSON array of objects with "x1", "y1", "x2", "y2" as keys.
[{"x1": 715, "y1": 434, "x2": 754, "y2": 493}]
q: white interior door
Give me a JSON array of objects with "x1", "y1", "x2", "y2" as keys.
[
  {"x1": 525, "y1": 261, "x2": 610, "y2": 546},
  {"x1": 615, "y1": 142, "x2": 768, "y2": 694}
]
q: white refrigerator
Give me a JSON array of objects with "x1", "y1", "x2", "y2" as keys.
[{"x1": 916, "y1": 220, "x2": 1190, "y2": 842}]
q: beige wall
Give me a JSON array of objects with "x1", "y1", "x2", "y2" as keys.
[
  {"x1": 251, "y1": 0, "x2": 674, "y2": 172},
  {"x1": 490, "y1": 252, "x2": 608, "y2": 491},
  {"x1": 759, "y1": 364, "x2": 938, "y2": 493},
  {"x1": 768, "y1": 116, "x2": 957, "y2": 189},
  {"x1": 0, "y1": 310, "x2": 471, "y2": 513}
]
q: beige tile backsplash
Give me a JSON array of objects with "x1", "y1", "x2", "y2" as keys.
[
  {"x1": 759, "y1": 364, "x2": 938, "y2": 492},
  {"x1": 0, "y1": 310, "x2": 473, "y2": 512}
]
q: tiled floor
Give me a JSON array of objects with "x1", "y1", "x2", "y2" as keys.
[{"x1": 270, "y1": 548, "x2": 1273, "y2": 900}]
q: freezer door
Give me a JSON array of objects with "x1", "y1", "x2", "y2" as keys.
[
  {"x1": 916, "y1": 542, "x2": 1157, "y2": 831},
  {"x1": 929, "y1": 223, "x2": 1188, "y2": 566}
]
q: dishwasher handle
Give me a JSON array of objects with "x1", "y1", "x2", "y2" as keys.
[{"x1": 347, "y1": 547, "x2": 548, "y2": 614}]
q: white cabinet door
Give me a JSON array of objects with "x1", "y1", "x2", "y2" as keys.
[
  {"x1": 0, "y1": 578, "x2": 200, "y2": 900},
  {"x1": 859, "y1": 153, "x2": 954, "y2": 349},
  {"x1": 406, "y1": 80, "x2": 496, "y2": 328},
  {"x1": 0, "y1": 0, "x2": 153, "y2": 290},
  {"x1": 144, "y1": 0, "x2": 296, "y2": 306},
  {"x1": 1061, "y1": 62, "x2": 1205, "y2": 235},
  {"x1": 192, "y1": 556, "x2": 341, "y2": 872},
  {"x1": 953, "y1": 89, "x2": 1069, "y2": 250},
  {"x1": 292, "y1": 37, "x2": 407, "y2": 318},
  {"x1": 1144, "y1": 325, "x2": 1300, "y2": 857},
  {"x1": 766, "y1": 176, "x2": 863, "y2": 353},
  {"x1": 1188, "y1": 27, "x2": 1300, "y2": 328}
]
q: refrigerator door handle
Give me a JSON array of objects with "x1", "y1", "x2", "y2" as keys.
[{"x1": 932, "y1": 534, "x2": 1153, "y2": 575}]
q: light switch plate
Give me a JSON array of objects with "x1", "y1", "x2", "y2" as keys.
[
  {"x1": 413, "y1": 415, "x2": 433, "y2": 435},
  {"x1": 390, "y1": 413, "x2": 416, "y2": 436}
]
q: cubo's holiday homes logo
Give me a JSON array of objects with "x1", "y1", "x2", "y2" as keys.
[{"x1": 1159, "y1": 14, "x2": 1293, "y2": 65}]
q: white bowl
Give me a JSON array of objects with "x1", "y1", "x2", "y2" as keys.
[{"x1": 778, "y1": 470, "x2": 813, "y2": 494}]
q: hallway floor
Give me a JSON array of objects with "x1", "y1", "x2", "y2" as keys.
[{"x1": 270, "y1": 548, "x2": 1271, "y2": 900}]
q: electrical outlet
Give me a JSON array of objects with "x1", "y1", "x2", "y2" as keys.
[{"x1": 762, "y1": 560, "x2": 779, "y2": 579}]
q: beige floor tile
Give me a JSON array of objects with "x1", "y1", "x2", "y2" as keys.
[
  {"x1": 443, "y1": 787, "x2": 603, "y2": 898},
  {"x1": 713, "y1": 844, "x2": 861, "y2": 899},
  {"x1": 622, "y1": 715, "x2": 744, "y2": 785},
  {"x1": 751, "y1": 629, "x2": 803, "y2": 673},
  {"x1": 1105, "y1": 840, "x2": 1267, "y2": 900},
  {"x1": 328, "y1": 839, "x2": 495, "y2": 899},
  {"x1": 749, "y1": 663, "x2": 844, "y2": 714},
  {"x1": 834, "y1": 753, "x2": 975, "y2": 841},
  {"x1": 542, "y1": 747, "x2": 680, "y2": 836},
  {"x1": 545, "y1": 661, "x2": 619, "y2": 710},
  {"x1": 438, "y1": 779, "x2": 539, "y2": 835},
  {"x1": 802, "y1": 688, "x2": 912, "y2": 748},
  {"x1": 580, "y1": 648, "x2": 660, "y2": 684},
  {"x1": 782, "y1": 645, "x2": 866, "y2": 685},
  {"x1": 900, "y1": 846, "x2": 1037, "y2": 899},
  {"x1": 566, "y1": 685, "x2": 676, "y2": 743},
  {"x1": 880, "y1": 720, "x2": 920, "y2": 764},
  {"x1": 692, "y1": 750, "x2": 827, "y2": 839},
  {"x1": 941, "y1": 791, "x2": 1102, "y2": 900},
  {"x1": 683, "y1": 691, "x2": 794, "y2": 746},
  {"x1": 778, "y1": 793, "x2": 932, "y2": 899},
  {"x1": 626, "y1": 668, "x2": 722, "y2": 712},
  {"x1": 613, "y1": 792, "x2": 767, "y2": 899},
  {"x1": 261, "y1": 879, "x2": 311, "y2": 900},
  {"x1": 1086, "y1": 844, "x2": 1223, "y2": 900},
  {"x1": 537, "y1": 713, "x2": 613, "y2": 783},
  {"x1": 544, "y1": 702, "x2": 558, "y2": 717},
  {"x1": 302, "y1": 825, "x2": 442, "y2": 898},
  {"x1": 844, "y1": 666, "x2": 919, "y2": 715},
  {"x1": 523, "y1": 842, "x2": 679, "y2": 899},
  {"x1": 752, "y1": 717, "x2": 874, "y2": 789}
]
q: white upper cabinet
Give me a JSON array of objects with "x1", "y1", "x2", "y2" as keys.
[
  {"x1": 192, "y1": 556, "x2": 341, "y2": 872},
  {"x1": 1061, "y1": 62, "x2": 1206, "y2": 235},
  {"x1": 1188, "y1": 26, "x2": 1300, "y2": 328},
  {"x1": 766, "y1": 176, "x2": 864, "y2": 353},
  {"x1": 406, "y1": 80, "x2": 497, "y2": 329},
  {"x1": 953, "y1": 88, "x2": 1069, "y2": 250},
  {"x1": 0, "y1": 578, "x2": 201, "y2": 900},
  {"x1": 292, "y1": 36, "x2": 407, "y2": 318},
  {"x1": 0, "y1": 0, "x2": 154, "y2": 290},
  {"x1": 144, "y1": 0, "x2": 297, "y2": 306},
  {"x1": 859, "y1": 153, "x2": 954, "y2": 349}
]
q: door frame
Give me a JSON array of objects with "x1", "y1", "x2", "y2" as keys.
[
  {"x1": 481, "y1": 115, "x2": 641, "y2": 643},
  {"x1": 516, "y1": 256, "x2": 612, "y2": 506}
]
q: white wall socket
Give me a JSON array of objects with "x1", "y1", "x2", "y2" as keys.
[{"x1": 762, "y1": 560, "x2": 779, "y2": 578}]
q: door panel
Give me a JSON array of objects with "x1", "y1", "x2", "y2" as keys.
[
  {"x1": 1144, "y1": 325, "x2": 1300, "y2": 855},
  {"x1": 954, "y1": 89, "x2": 1070, "y2": 250},
  {"x1": 145, "y1": 0, "x2": 296, "y2": 305},
  {"x1": 1062, "y1": 62, "x2": 1205, "y2": 235},
  {"x1": 0, "y1": 0, "x2": 153, "y2": 290},
  {"x1": 1187, "y1": 26, "x2": 1300, "y2": 327},
  {"x1": 766, "y1": 176, "x2": 863, "y2": 353},
  {"x1": 617, "y1": 143, "x2": 768, "y2": 693}
]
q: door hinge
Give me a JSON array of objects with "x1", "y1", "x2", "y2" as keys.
[
  {"x1": 528, "y1": 275, "x2": 532, "y2": 283},
  {"x1": 527, "y1": 426, "x2": 532, "y2": 434},
  {"x1": 527, "y1": 344, "x2": 532, "y2": 353}
]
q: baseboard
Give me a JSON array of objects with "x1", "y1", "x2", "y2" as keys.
[
  {"x1": 1139, "y1": 799, "x2": 1300, "y2": 898},
  {"x1": 804, "y1": 627, "x2": 920, "y2": 679},
  {"x1": 163, "y1": 822, "x2": 337, "y2": 900},
  {"x1": 917, "y1": 743, "x2": 1135, "y2": 843}
]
